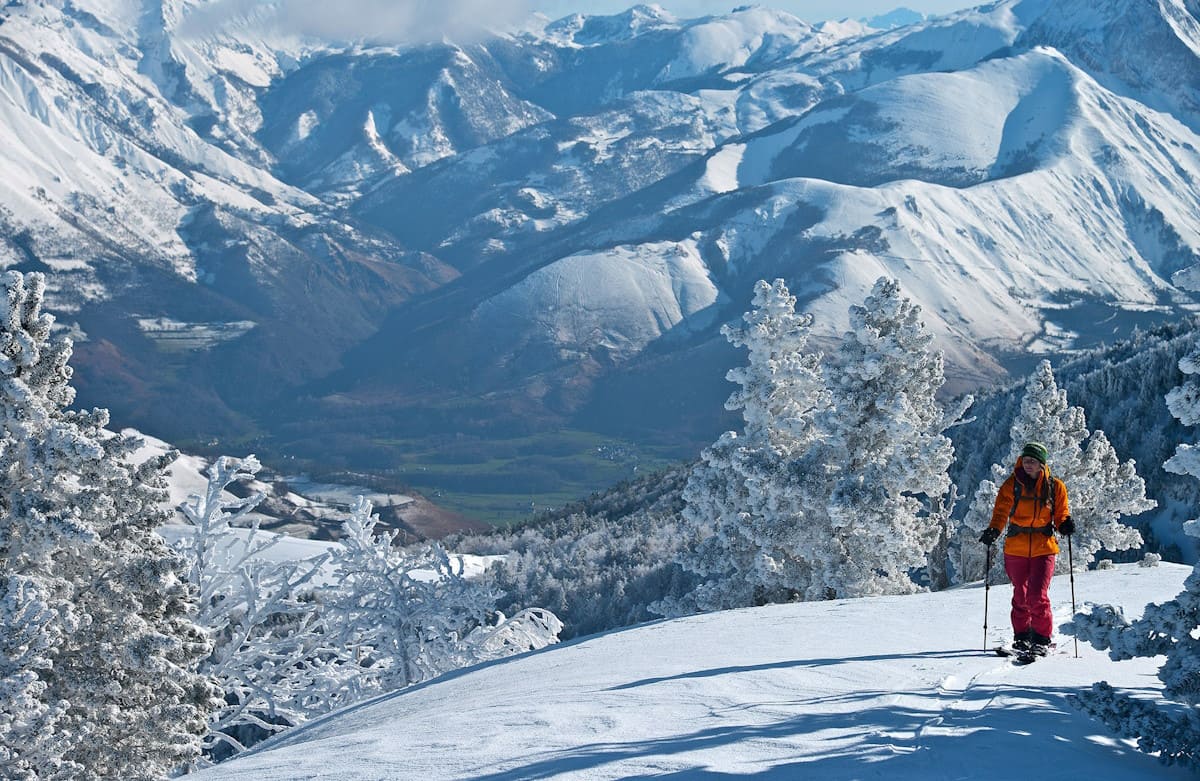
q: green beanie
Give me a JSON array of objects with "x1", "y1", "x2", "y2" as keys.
[{"x1": 1020, "y1": 442, "x2": 1049, "y2": 464}]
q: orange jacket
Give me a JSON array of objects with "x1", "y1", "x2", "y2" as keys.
[{"x1": 988, "y1": 461, "x2": 1070, "y2": 558}]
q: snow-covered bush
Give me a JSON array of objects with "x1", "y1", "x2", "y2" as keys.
[
  {"x1": 1141, "y1": 553, "x2": 1162, "y2": 568},
  {"x1": 323, "y1": 497, "x2": 560, "y2": 691},
  {"x1": 179, "y1": 461, "x2": 561, "y2": 760},
  {"x1": 0, "y1": 271, "x2": 220, "y2": 780},
  {"x1": 464, "y1": 607, "x2": 563, "y2": 662},
  {"x1": 955, "y1": 360, "x2": 1151, "y2": 581},
  {"x1": 1066, "y1": 330, "x2": 1200, "y2": 770},
  {"x1": 175, "y1": 455, "x2": 360, "y2": 759}
]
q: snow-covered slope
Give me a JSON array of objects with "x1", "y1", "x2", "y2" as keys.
[
  {"x1": 0, "y1": 0, "x2": 450, "y2": 443},
  {"x1": 6, "y1": 0, "x2": 1200, "y2": 484},
  {"x1": 326, "y1": 0, "x2": 1200, "y2": 439},
  {"x1": 190, "y1": 562, "x2": 1193, "y2": 780}
]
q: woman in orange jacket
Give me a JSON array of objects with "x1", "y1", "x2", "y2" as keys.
[{"x1": 979, "y1": 442, "x2": 1075, "y2": 654}]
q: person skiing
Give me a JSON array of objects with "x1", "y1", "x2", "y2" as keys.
[{"x1": 978, "y1": 442, "x2": 1075, "y2": 656}]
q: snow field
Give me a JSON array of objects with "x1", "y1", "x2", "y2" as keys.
[{"x1": 192, "y1": 563, "x2": 1192, "y2": 780}]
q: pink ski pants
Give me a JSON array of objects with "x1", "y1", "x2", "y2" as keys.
[{"x1": 1004, "y1": 553, "x2": 1056, "y2": 639}]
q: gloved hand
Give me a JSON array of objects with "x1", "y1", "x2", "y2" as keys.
[
  {"x1": 979, "y1": 527, "x2": 1000, "y2": 546},
  {"x1": 1059, "y1": 517, "x2": 1075, "y2": 536}
]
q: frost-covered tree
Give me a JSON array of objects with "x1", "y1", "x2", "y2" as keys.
[
  {"x1": 1070, "y1": 429, "x2": 1154, "y2": 564},
  {"x1": 180, "y1": 462, "x2": 561, "y2": 759},
  {"x1": 672, "y1": 279, "x2": 828, "y2": 611},
  {"x1": 324, "y1": 497, "x2": 559, "y2": 690},
  {"x1": 955, "y1": 477, "x2": 1004, "y2": 584},
  {"x1": 672, "y1": 277, "x2": 968, "y2": 608},
  {"x1": 803, "y1": 277, "x2": 967, "y2": 599},
  {"x1": 0, "y1": 271, "x2": 220, "y2": 780},
  {"x1": 0, "y1": 577, "x2": 74, "y2": 781},
  {"x1": 1065, "y1": 335, "x2": 1200, "y2": 770},
  {"x1": 175, "y1": 455, "x2": 360, "y2": 759},
  {"x1": 955, "y1": 360, "x2": 1149, "y2": 580}
]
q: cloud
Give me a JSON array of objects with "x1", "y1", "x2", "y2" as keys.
[{"x1": 179, "y1": 0, "x2": 535, "y2": 45}]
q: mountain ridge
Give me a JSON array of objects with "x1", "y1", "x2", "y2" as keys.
[{"x1": 4, "y1": 0, "x2": 1200, "y2": 520}]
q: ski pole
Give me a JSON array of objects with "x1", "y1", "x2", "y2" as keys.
[
  {"x1": 1068, "y1": 534, "x2": 1078, "y2": 658},
  {"x1": 983, "y1": 542, "x2": 993, "y2": 652}
]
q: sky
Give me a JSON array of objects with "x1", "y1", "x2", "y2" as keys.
[
  {"x1": 180, "y1": 0, "x2": 979, "y2": 46},
  {"x1": 179, "y1": 0, "x2": 536, "y2": 43},
  {"x1": 531, "y1": 0, "x2": 978, "y2": 23},
  {"x1": 192, "y1": 562, "x2": 1192, "y2": 781}
]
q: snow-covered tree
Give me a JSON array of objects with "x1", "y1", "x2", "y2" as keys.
[
  {"x1": 954, "y1": 477, "x2": 1004, "y2": 584},
  {"x1": 0, "y1": 271, "x2": 220, "y2": 780},
  {"x1": 324, "y1": 497, "x2": 560, "y2": 690},
  {"x1": 175, "y1": 455, "x2": 360, "y2": 759},
  {"x1": 672, "y1": 277, "x2": 968, "y2": 608},
  {"x1": 722, "y1": 279, "x2": 828, "y2": 457},
  {"x1": 671, "y1": 279, "x2": 828, "y2": 611},
  {"x1": 0, "y1": 577, "x2": 74, "y2": 781},
  {"x1": 955, "y1": 360, "x2": 1149, "y2": 580},
  {"x1": 1070, "y1": 429, "x2": 1155, "y2": 564},
  {"x1": 1065, "y1": 335, "x2": 1200, "y2": 770},
  {"x1": 803, "y1": 277, "x2": 967, "y2": 599},
  {"x1": 180, "y1": 462, "x2": 561, "y2": 759}
]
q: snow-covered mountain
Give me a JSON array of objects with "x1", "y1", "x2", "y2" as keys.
[
  {"x1": 188, "y1": 562, "x2": 1193, "y2": 780},
  {"x1": 5, "y1": 0, "x2": 1200, "y2": 499},
  {"x1": 0, "y1": 0, "x2": 455, "y2": 439}
]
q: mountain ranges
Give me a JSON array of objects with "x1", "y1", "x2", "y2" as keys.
[{"x1": 3, "y1": 0, "x2": 1200, "y2": 523}]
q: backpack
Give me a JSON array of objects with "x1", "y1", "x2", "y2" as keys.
[{"x1": 1006, "y1": 471, "x2": 1061, "y2": 537}]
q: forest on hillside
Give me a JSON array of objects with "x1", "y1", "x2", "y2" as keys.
[{"x1": 455, "y1": 313, "x2": 1200, "y2": 640}]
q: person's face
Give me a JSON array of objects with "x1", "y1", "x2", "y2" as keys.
[{"x1": 1020, "y1": 456, "x2": 1042, "y2": 476}]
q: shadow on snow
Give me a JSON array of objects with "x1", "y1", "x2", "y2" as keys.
[
  {"x1": 461, "y1": 683, "x2": 1163, "y2": 781},
  {"x1": 606, "y1": 649, "x2": 986, "y2": 691}
]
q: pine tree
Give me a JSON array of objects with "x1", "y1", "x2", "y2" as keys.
[
  {"x1": 803, "y1": 277, "x2": 967, "y2": 599},
  {"x1": 1067, "y1": 335, "x2": 1200, "y2": 770},
  {"x1": 671, "y1": 279, "x2": 827, "y2": 612},
  {"x1": 0, "y1": 577, "x2": 75, "y2": 780},
  {"x1": 956, "y1": 360, "x2": 1150, "y2": 580},
  {"x1": 0, "y1": 271, "x2": 220, "y2": 779}
]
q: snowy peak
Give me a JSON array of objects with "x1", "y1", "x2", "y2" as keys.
[
  {"x1": 1012, "y1": 0, "x2": 1200, "y2": 130},
  {"x1": 862, "y1": 7, "x2": 929, "y2": 29},
  {"x1": 5, "y1": 0, "x2": 1200, "y2": 495},
  {"x1": 729, "y1": 49, "x2": 1081, "y2": 190},
  {"x1": 662, "y1": 7, "x2": 818, "y2": 80},
  {"x1": 256, "y1": 44, "x2": 552, "y2": 195},
  {"x1": 545, "y1": 4, "x2": 678, "y2": 46}
]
